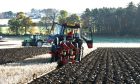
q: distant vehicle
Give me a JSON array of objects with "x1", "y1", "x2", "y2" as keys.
[{"x1": 22, "y1": 35, "x2": 44, "y2": 47}]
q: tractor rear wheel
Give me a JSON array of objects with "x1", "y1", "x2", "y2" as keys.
[
  {"x1": 36, "y1": 41, "x2": 43, "y2": 47},
  {"x1": 80, "y1": 46, "x2": 84, "y2": 61},
  {"x1": 75, "y1": 43, "x2": 83, "y2": 62}
]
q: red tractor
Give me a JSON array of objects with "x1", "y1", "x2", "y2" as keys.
[{"x1": 50, "y1": 23, "x2": 93, "y2": 66}]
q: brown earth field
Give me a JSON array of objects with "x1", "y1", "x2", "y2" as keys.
[
  {"x1": 0, "y1": 47, "x2": 49, "y2": 64},
  {"x1": 29, "y1": 48, "x2": 140, "y2": 84}
]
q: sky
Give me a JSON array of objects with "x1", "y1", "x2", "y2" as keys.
[{"x1": 0, "y1": 0, "x2": 140, "y2": 13}]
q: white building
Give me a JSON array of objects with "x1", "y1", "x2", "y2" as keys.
[{"x1": 0, "y1": 19, "x2": 40, "y2": 26}]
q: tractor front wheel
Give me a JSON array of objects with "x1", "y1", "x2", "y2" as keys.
[
  {"x1": 51, "y1": 55, "x2": 56, "y2": 62},
  {"x1": 51, "y1": 53, "x2": 60, "y2": 63},
  {"x1": 25, "y1": 42, "x2": 30, "y2": 47}
]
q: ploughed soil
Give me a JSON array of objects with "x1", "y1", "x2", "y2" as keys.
[
  {"x1": 29, "y1": 48, "x2": 140, "y2": 84},
  {"x1": 0, "y1": 47, "x2": 49, "y2": 64}
]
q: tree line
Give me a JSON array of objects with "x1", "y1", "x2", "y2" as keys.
[
  {"x1": 81, "y1": 2, "x2": 140, "y2": 36},
  {"x1": 0, "y1": 11, "x2": 15, "y2": 19},
  {"x1": 6, "y1": 2, "x2": 140, "y2": 36}
]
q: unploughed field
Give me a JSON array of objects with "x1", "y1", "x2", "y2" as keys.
[{"x1": 29, "y1": 48, "x2": 140, "y2": 84}]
